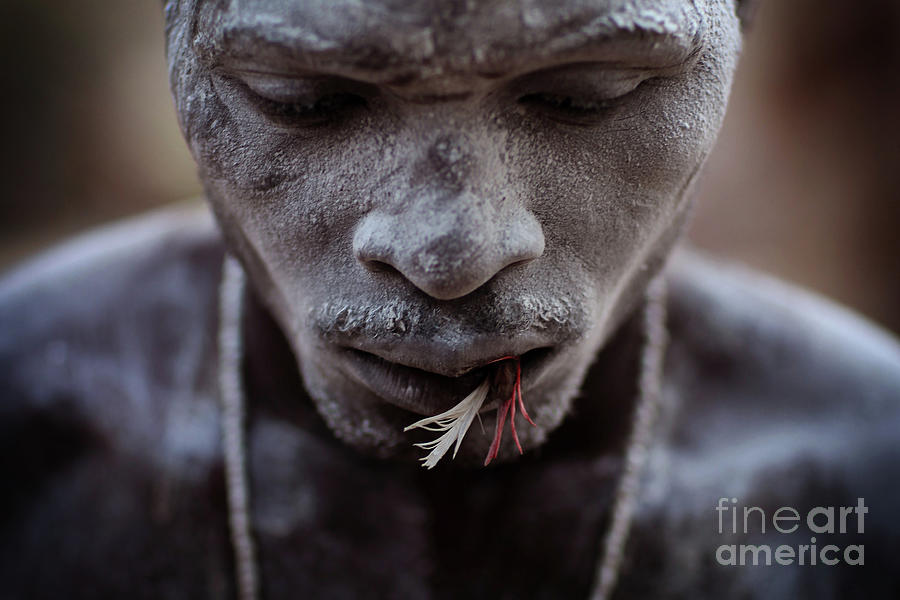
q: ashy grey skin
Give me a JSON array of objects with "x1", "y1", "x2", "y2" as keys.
[
  {"x1": 169, "y1": 0, "x2": 740, "y2": 463},
  {"x1": 1, "y1": 0, "x2": 900, "y2": 598}
]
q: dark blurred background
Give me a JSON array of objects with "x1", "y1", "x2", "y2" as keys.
[{"x1": 1, "y1": 1, "x2": 898, "y2": 333}]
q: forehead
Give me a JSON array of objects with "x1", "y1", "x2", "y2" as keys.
[{"x1": 211, "y1": 0, "x2": 707, "y2": 78}]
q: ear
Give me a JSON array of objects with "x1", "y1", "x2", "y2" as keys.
[{"x1": 736, "y1": 0, "x2": 760, "y2": 30}]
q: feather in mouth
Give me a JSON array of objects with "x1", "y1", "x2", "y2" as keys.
[{"x1": 403, "y1": 356, "x2": 535, "y2": 469}]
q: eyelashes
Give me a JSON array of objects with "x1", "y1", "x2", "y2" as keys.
[
  {"x1": 515, "y1": 79, "x2": 655, "y2": 126},
  {"x1": 250, "y1": 91, "x2": 368, "y2": 127},
  {"x1": 517, "y1": 92, "x2": 623, "y2": 123},
  {"x1": 247, "y1": 88, "x2": 645, "y2": 130},
  {"x1": 226, "y1": 68, "x2": 656, "y2": 130},
  {"x1": 223, "y1": 71, "x2": 375, "y2": 129}
]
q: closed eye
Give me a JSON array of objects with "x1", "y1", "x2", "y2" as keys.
[
  {"x1": 250, "y1": 91, "x2": 368, "y2": 127},
  {"x1": 509, "y1": 61, "x2": 662, "y2": 126},
  {"x1": 519, "y1": 93, "x2": 618, "y2": 115},
  {"x1": 516, "y1": 80, "x2": 650, "y2": 126},
  {"x1": 220, "y1": 70, "x2": 375, "y2": 129}
]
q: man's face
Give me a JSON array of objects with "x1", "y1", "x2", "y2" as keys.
[{"x1": 170, "y1": 0, "x2": 741, "y2": 462}]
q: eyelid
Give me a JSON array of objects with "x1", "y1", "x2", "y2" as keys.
[
  {"x1": 230, "y1": 71, "x2": 331, "y2": 103},
  {"x1": 215, "y1": 68, "x2": 372, "y2": 131},
  {"x1": 507, "y1": 64, "x2": 654, "y2": 111},
  {"x1": 223, "y1": 68, "x2": 381, "y2": 105}
]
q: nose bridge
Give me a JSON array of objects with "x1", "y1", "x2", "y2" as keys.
[
  {"x1": 353, "y1": 129, "x2": 544, "y2": 300},
  {"x1": 415, "y1": 132, "x2": 477, "y2": 193}
]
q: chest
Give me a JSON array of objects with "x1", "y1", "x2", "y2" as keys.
[{"x1": 245, "y1": 425, "x2": 621, "y2": 599}]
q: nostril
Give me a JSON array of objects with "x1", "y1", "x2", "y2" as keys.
[
  {"x1": 353, "y1": 200, "x2": 544, "y2": 300},
  {"x1": 362, "y1": 259, "x2": 402, "y2": 277},
  {"x1": 506, "y1": 257, "x2": 538, "y2": 271}
]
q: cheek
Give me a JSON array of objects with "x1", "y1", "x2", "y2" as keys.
[
  {"x1": 509, "y1": 72, "x2": 727, "y2": 283},
  {"x1": 185, "y1": 76, "x2": 399, "y2": 285}
]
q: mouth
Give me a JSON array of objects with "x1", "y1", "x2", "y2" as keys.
[{"x1": 340, "y1": 345, "x2": 555, "y2": 416}]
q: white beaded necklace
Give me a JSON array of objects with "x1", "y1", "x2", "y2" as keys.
[{"x1": 218, "y1": 255, "x2": 668, "y2": 600}]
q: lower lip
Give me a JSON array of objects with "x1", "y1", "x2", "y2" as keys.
[{"x1": 340, "y1": 347, "x2": 553, "y2": 416}]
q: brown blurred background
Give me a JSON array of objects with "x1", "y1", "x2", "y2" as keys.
[{"x1": 1, "y1": 1, "x2": 898, "y2": 333}]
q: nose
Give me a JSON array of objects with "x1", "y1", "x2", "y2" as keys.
[
  {"x1": 354, "y1": 133, "x2": 545, "y2": 300},
  {"x1": 353, "y1": 191, "x2": 545, "y2": 301}
]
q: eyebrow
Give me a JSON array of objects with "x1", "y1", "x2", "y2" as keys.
[{"x1": 209, "y1": 11, "x2": 704, "y2": 83}]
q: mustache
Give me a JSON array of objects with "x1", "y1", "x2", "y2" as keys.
[{"x1": 311, "y1": 293, "x2": 585, "y2": 341}]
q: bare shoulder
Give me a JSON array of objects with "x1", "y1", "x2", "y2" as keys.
[
  {"x1": 660, "y1": 247, "x2": 900, "y2": 486},
  {"x1": 0, "y1": 205, "x2": 239, "y2": 596},
  {"x1": 624, "y1": 248, "x2": 900, "y2": 597},
  {"x1": 0, "y1": 204, "x2": 225, "y2": 477},
  {"x1": 665, "y1": 247, "x2": 900, "y2": 414}
]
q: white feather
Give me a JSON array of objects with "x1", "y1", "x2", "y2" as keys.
[{"x1": 403, "y1": 378, "x2": 491, "y2": 469}]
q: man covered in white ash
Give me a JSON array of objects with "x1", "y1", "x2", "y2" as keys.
[{"x1": 1, "y1": 1, "x2": 898, "y2": 598}]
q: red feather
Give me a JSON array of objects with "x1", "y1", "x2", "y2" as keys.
[{"x1": 483, "y1": 356, "x2": 534, "y2": 466}]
